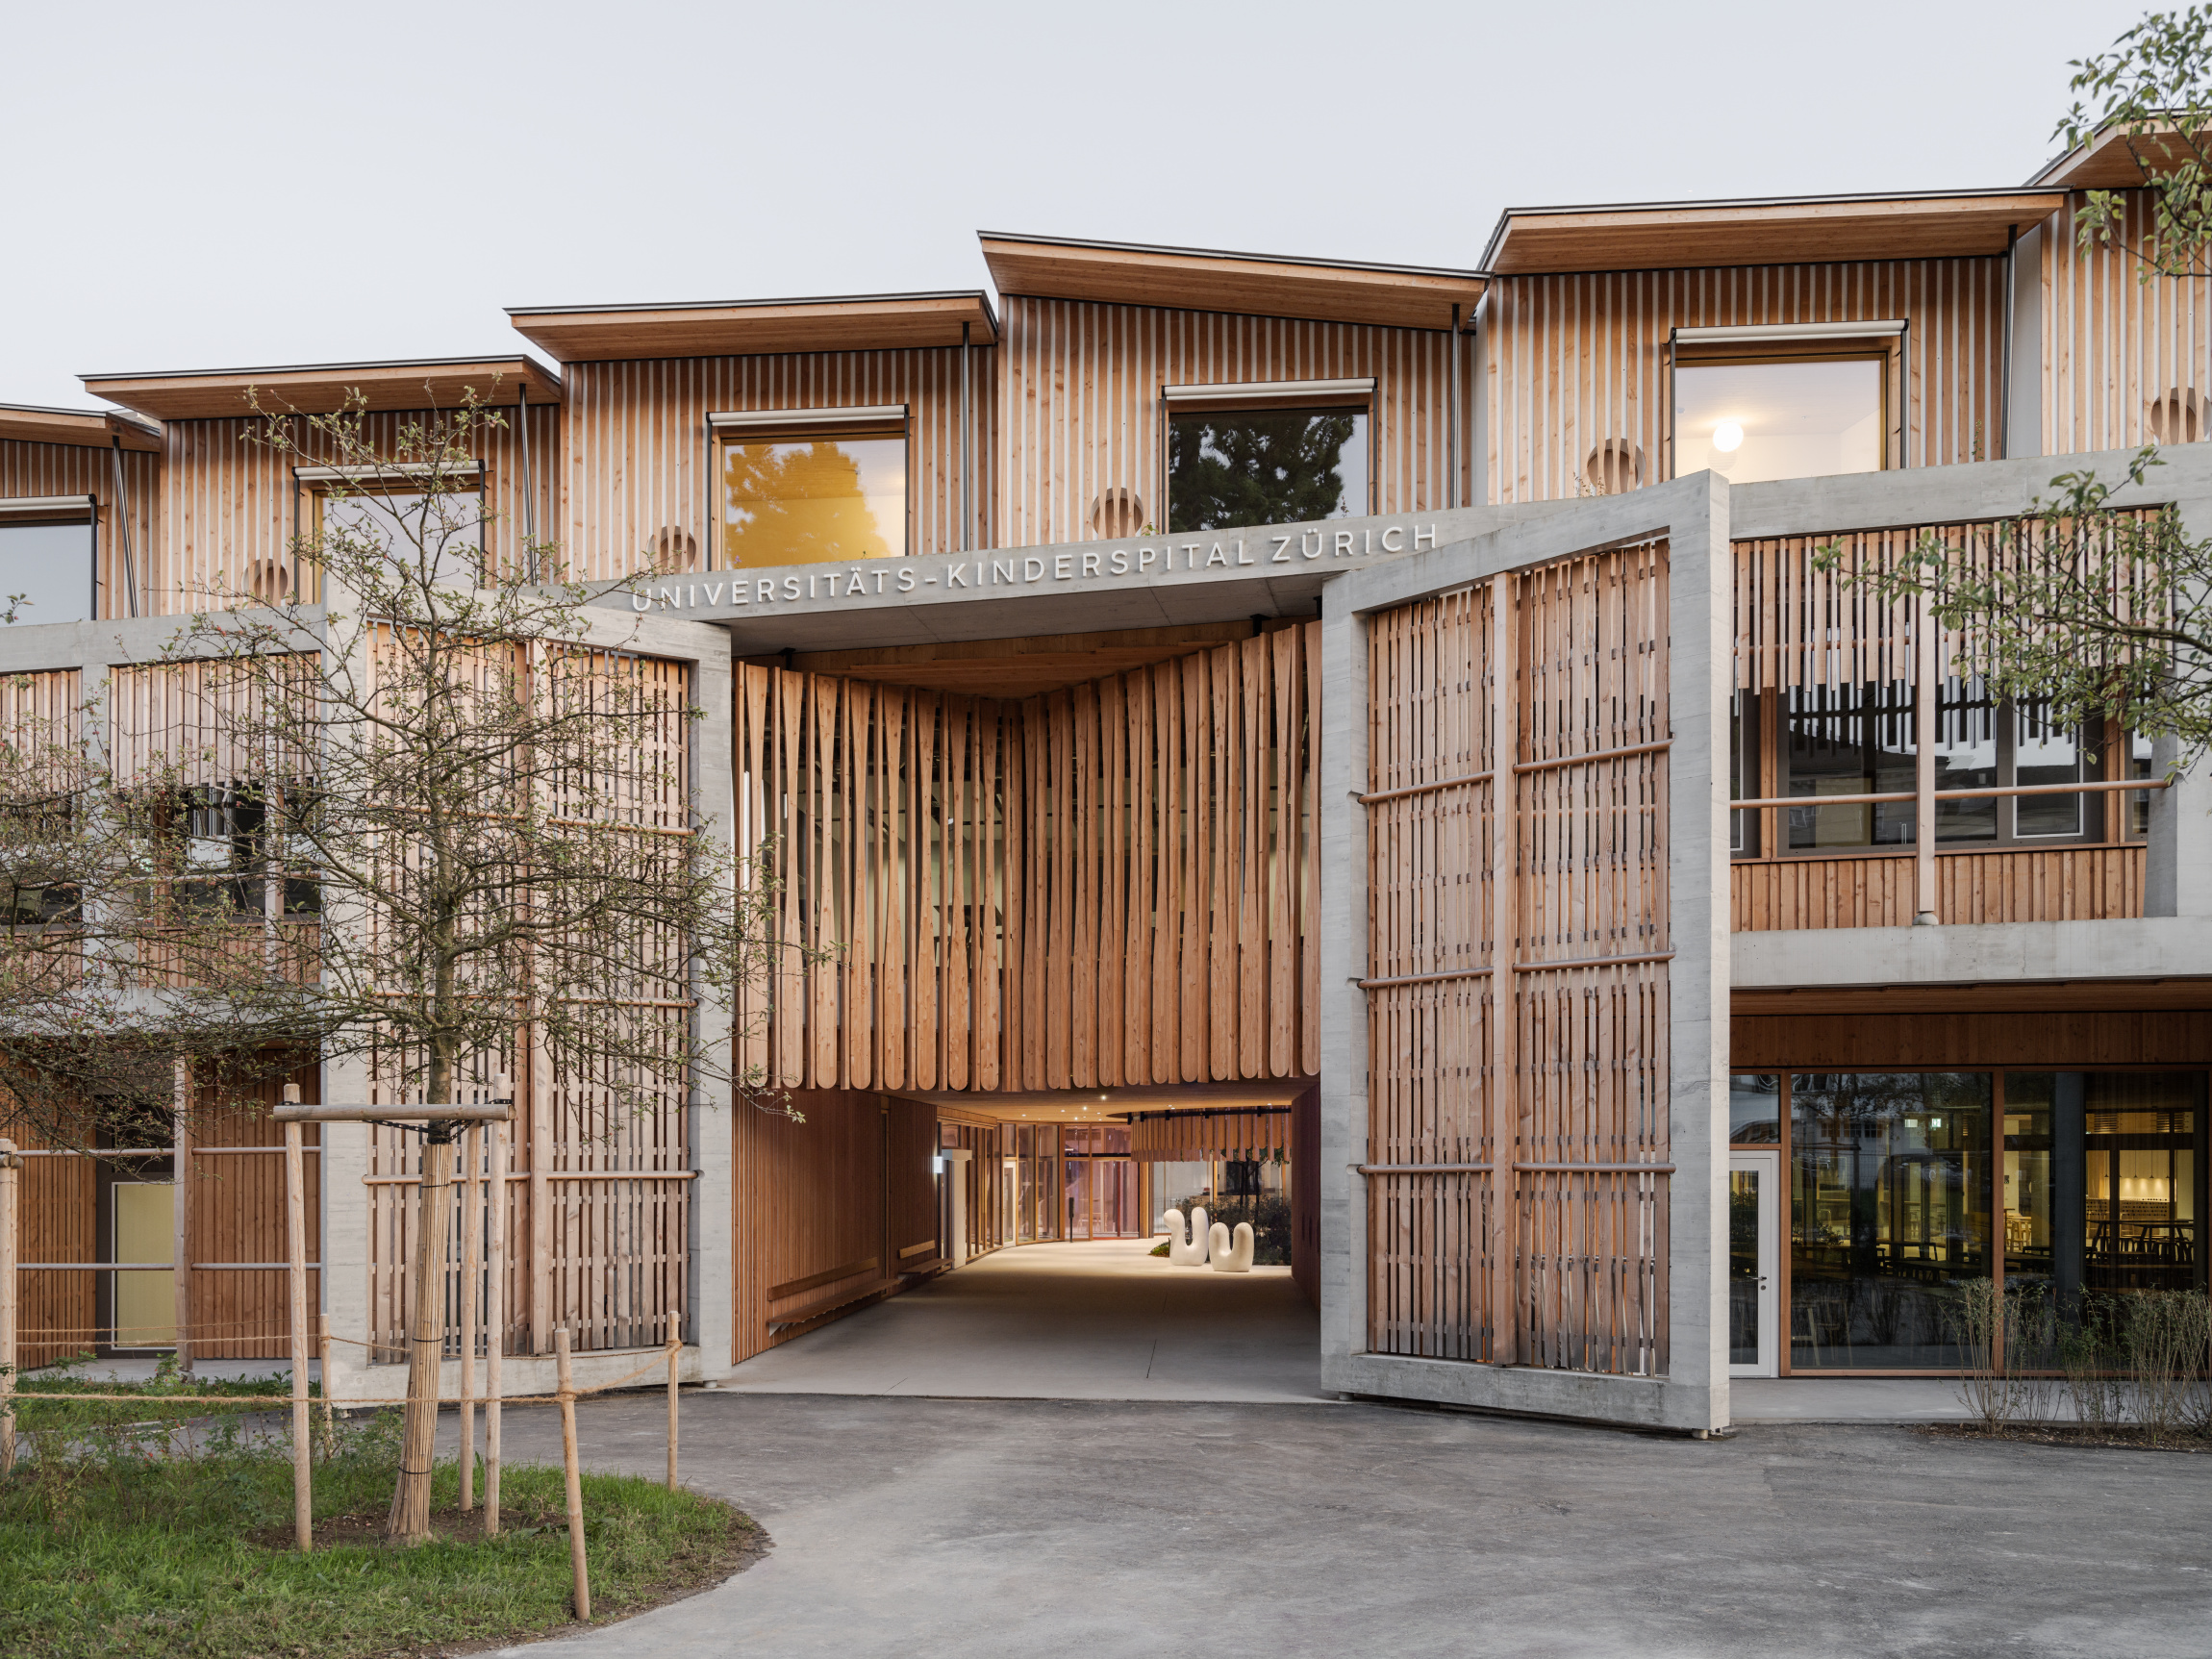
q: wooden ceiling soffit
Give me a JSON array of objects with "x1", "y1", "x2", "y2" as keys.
[
  {"x1": 80, "y1": 357, "x2": 564, "y2": 422},
  {"x1": 1485, "y1": 192, "x2": 2069, "y2": 274},
  {"x1": 979, "y1": 235, "x2": 1487, "y2": 331},
  {"x1": 507, "y1": 292, "x2": 1000, "y2": 362},
  {"x1": 0, "y1": 403, "x2": 162, "y2": 452},
  {"x1": 2031, "y1": 124, "x2": 2203, "y2": 189},
  {"x1": 1732, "y1": 977, "x2": 2212, "y2": 1018}
]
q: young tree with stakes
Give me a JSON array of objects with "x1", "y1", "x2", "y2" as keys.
[{"x1": 158, "y1": 383, "x2": 797, "y2": 1546}]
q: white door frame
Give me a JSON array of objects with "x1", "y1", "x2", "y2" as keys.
[{"x1": 1728, "y1": 1148, "x2": 1779, "y2": 1378}]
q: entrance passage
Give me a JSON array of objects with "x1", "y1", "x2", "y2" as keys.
[{"x1": 722, "y1": 1239, "x2": 1322, "y2": 1403}]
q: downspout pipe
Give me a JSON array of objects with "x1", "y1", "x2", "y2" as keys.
[
  {"x1": 517, "y1": 383, "x2": 538, "y2": 582},
  {"x1": 961, "y1": 321, "x2": 973, "y2": 553},
  {"x1": 2000, "y1": 224, "x2": 2018, "y2": 461}
]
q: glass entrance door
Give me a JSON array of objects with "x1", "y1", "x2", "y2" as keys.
[{"x1": 1729, "y1": 1150, "x2": 1779, "y2": 1377}]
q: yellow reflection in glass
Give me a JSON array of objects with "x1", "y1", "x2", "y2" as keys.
[{"x1": 720, "y1": 436, "x2": 906, "y2": 567}]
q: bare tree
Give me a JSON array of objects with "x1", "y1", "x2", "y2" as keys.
[{"x1": 154, "y1": 385, "x2": 795, "y2": 1545}]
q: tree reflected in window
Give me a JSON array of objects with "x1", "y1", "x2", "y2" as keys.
[
  {"x1": 719, "y1": 437, "x2": 905, "y2": 567},
  {"x1": 1167, "y1": 409, "x2": 1368, "y2": 532}
]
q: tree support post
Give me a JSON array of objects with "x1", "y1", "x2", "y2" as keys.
[
  {"x1": 556, "y1": 1327, "x2": 590, "y2": 1621},
  {"x1": 0, "y1": 1137, "x2": 17, "y2": 1476},
  {"x1": 283, "y1": 1091, "x2": 312, "y2": 1551}
]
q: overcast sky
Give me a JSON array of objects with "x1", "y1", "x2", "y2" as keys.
[{"x1": 1, "y1": 0, "x2": 2156, "y2": 411}]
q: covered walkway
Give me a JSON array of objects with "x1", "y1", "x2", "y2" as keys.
[{"x1": 721, "y1": 1238, "x2": 1324, "y2": 1404}]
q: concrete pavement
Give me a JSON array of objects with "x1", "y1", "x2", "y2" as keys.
[{"x1": 488, "y1": 1390, "x2": 2212, "y2": 1659}]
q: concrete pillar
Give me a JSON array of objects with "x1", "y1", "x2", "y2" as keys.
[
  {"x1": 2006, "y1": 224, "x2": 2044, "y2": 462},
  {"x1": 2148, "y1": 494, "x2": 2212, "y2": 918},
  {"x1": 688, "y1": 627, "x2": 737, "y2": 1382}
]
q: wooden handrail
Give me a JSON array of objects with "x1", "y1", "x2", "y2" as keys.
[
  {"x1": 1733, "y1": 777, "x2": 2170, "y2": 811},
  {"x1": 1355, "y1": 770, "x2": 1491, "y2": 805},
  {"x1": 1353, "y1": 1163, "x2": 1493, "y2": 1174}
]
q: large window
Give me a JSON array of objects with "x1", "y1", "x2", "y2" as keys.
[
  {"x1": 1675, "y1": 356, "x2": 1885, "y2": 485},
  {"x1": 0, "y1": 515, "x2": 95, "y2": 625},
  {"x1": 716, "y1": 428, "x2": 907, "y2": 568},
  {"x1": 1751, "y1": 681, "x2": 2103, "y2": 855},
  {"x1": 1167, "y1": 406, "x2": 1369, "y2": 532},
  {"x1": 314, "y1": 483, "x2": 485, "y2": 592}
]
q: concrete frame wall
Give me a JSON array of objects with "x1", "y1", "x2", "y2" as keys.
[
  {"x1": 1317, "y1": 473, "x2": 1732, "y2": 1433},
  {"x1": 0, "y1": 600, "x2": 736, "y2": 1398}
]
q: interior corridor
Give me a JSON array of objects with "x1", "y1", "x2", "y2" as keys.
[{"x1": 721, "y1": 1239, "x2": 1325, "y2": 1404}]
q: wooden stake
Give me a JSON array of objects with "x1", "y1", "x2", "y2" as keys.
[
  {"x1": 458, "y1": 1122, "x2": 480, "y2": 1512},
  {"x1": 485, "y1": 1113, "x2": 505, "y2": 1537},
  {"x1": 666, "y1": 1337, "x2": 679, "y2": 1491},
  {"x1": 283, "y1": 1104, "x2": 312, "y2": 1552},
  {"x1": 172, "y1": 1058, "x2": 193, "y2": 1378},
  {"x1": 556, "y1": 1327, "x2": 590, "y2": 1621},
  {"x1": 0, "y1": 1137, "x2": 17, "y2": 1477},
  {"x1": 317, "y1": 1312, "x2": 335, "y2": 1457}
]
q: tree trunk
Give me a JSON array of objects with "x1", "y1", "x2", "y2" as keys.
[{"x1": 386, "y1": 1128, "x2": 454, "y2": 1545}]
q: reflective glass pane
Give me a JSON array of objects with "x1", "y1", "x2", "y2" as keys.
[
  {"x1": 1167, "y1": 408, "x2": 1368, "y2": 532},
  {"x1": 1730, "y1": 1073, "x2": 1781, "y2": 1144},
  {"x1": 1931, "y1": 678, "x2": 1998, "y2": 842},
  {"x1": 0, "y1": 520, "x2": 94, "y2": 625},
  {"x1": 1674, "y1": 358, "x2": 1883, "y2": 485},
  {"x1": 1791, "y1": 1072, "x2": 1992, "y2": 1369},
  {"x1": 1784, "y1": 682, "x2": 1915, "y2": 848},
  {"x1": 1730, "y1": 1167, "x2": 1762, "y2": 1366},
  {"x1": 719, "y1": 436, "x2": 906, "y2": 567},
  {"x1": 2014, "y1": 700, "x2": 2086, "y2": 838},
  {"x1": 113, "y1": 1181, "x2": 176, "y2": 1346},
  {"x1": 323, "y1": 490, "x2": 484, "y2": 588},
  {"x1": 2005, "y1": 1072, "x2": 2200, "y2": 1310}
]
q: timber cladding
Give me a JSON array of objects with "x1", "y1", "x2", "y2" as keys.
[
  {"x1": 560, "y1": 347, "x2": 991, "y2": 576},
  {"x1": 733, "y1": 623, "x2": 1322, "y2": 1095},
  {"x1": 1732, "y1": 1008, "x2": 2212, "y2": 1069},
  {"x1": 996, "y1": 298, "x2": 1467, "y2": 548},
  {"x1": 0, "y1": 439, "x2": 158, "y2": 624},
  {"x1": 1364, "y1": 540, "x2": 1671, "y2": 1377},
  {"x1": 1483, "y1": 259, "x2": 2004, "y2": 503},
  {"x1": 731, "y1": 1089, "x2": 936, "y2": 1363}
]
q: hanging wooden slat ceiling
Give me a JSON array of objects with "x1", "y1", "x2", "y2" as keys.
[
  {"x1": 510, "y1": 292, "x2": 1000, "y2": 362},
  {"x1": 981, "y1": 234, "x2": 1486, "y2": 331},
  {"x1": 83, "y1": 356, "x2": 563, "y2": 420},
  {"x1": 1482, "y1": 191, "x2": 2066, "y2": 275}
]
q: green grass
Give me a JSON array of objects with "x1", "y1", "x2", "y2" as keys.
[{"x1": 0, "y1": 1386, "x2": 764, "y2": 1659}]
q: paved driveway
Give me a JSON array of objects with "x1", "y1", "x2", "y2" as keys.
[{"x1": 488, "y1": 1391, "x2": 2212, "y2": 1659}]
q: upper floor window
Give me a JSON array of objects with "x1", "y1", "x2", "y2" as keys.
[
  {"x1": 0, "y1": 500, "x2": 95, "y2": 626},
  {"x1": 1164, "y1": 379, "x2": 1372, "y2": 533},
  {"x1": 303, "y1": 466, "x2": 486, "y2": 594},
  {"x1": 711, "y1": 407, "x2": 908, "y2": 569},
  {"x1": 1672, "y1": 324, "x2": 1898, "y2": 486}
]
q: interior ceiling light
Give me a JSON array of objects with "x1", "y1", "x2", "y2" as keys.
[{"x1": 1712, "y1": 420, "x2": 1745, "y2": 453}]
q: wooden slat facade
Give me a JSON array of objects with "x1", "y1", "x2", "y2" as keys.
[
  {"x1": 559, "y1": 348, "x2": 991, "y2": 580},
  {"x1": 1482, "y1": 259, "x2": 2005, "y2": 503},
  {"x1": 1364, "y1": 542, "x2": 1672, "y2": 1378},
  {"x1": 730, "y1": 1088, "x2": 936, "y2": 1364},
  {"x1": 0, "y1": 437, "x2": 160, "y2": 623},
  {"x1": 733, "y1": 624, "x2": 1321, "y2": 1095},
  {"x1": 1731, "y1": 845, "x2": 2145, "y2": 931},
  {"x1": 2041, "y1": 190, "x2": 2212, "y2": 455},
  {"x1": 154, "y1": 402, "x2": 559, "y2": 614},
  {"x1": 1733, "y1": 1006, "x2": 2212, "y2": 1070},
  {"x1": 996, "y1": 297, "x2": 1468, "y2": 548}
]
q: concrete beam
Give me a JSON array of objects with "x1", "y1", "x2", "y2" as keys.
[{"x1": 1731, "y1": 916, "x2": 2212, "y2": 989}]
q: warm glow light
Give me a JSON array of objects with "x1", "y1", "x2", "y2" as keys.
[{"x1": 1712, "y1": 420, "x2": 1745, "y2": 453}]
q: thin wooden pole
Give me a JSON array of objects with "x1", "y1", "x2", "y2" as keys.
[
  {"x1": 0, "y1": 1137, "x2": 16, "y2": 1476},
  {"x1": 458, "y1": 1122, "x2": 480, "y2": 1512},
  {"x1": 283, "y1": 1103, "x2": 312, "y2": 1552},
  {"x1": 555, "y1": 1327, "x2": 590, "y2": 1621},
  {"x1": 172, "y1": 1058, "x2": 192, "y2": 1378},
  {"x1": 485, "y1": 1112, "x2": 505, "y2": 1537},
  {"x1": 1488, "y1": 573, "x2": 1520, "y2": 1365},
  {"x1": 666, "y1": 1336, "x2": 680, "y2": 1491},
  {"x1": 317, "y1": 1312, "x2": 335, "y2": 1456},
  {"x1": 1914, "y1": 592, "x2": 1939, "y2": 924}
]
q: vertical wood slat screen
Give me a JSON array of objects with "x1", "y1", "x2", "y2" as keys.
[
  {"x1": 157, "y1": 404, "x2": 558, "y2": 616},
  {"x1": 562, "y1": 347, "x2": 992, "y2": 579},
  {"x1": 0, "y1": 439, "x2": 159, "y2": 623},
  {"x1": 367, "y1": 649, "x2": 693, "y2": 1362},
  {"x1": 997, "y1": 299, "x2": 1467, "y2": 548},
  {"x1": 1124, "y1": 1108, "x2": 1293, "y2": 1160},
  {"x1": 1482, "y1": 259, "x2": 2004, "y2": 504},
  {"x1": 2041, "y1": 190, "x2": 2212, "y2": 456},
  {"x1": 734, "y1": 624, "x2": 1321, "y2": 1095},
  {"x1": 1365, "y1": 542, "x2": 1672, "y2": 1378}
]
